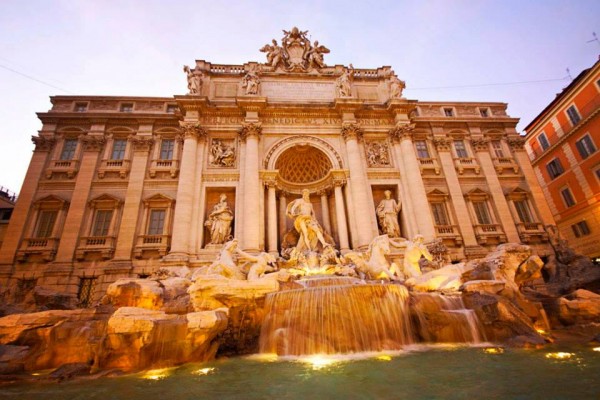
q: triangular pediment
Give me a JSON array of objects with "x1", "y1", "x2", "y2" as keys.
[{"x1": 33, "y1": 194, "x2": 68, "y2": 206}]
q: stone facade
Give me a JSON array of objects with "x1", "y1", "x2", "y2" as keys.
[
  {"x1": 524, "y1": 59, "x2": 600, "y2": 260},
  {"x1": 0, "y1": 28, "x2": 553, "y2": 306}
]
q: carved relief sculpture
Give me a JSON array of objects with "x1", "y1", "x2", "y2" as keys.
[
  {"x1": 204, "y1": 193, "x2": 234, "y2": 245},
  {"x1": 209, "y1": 139, "x2": 236, "y2": 167},
  {"x1": 183, "y1": 65, "x2": 203, "y2": 95},
  {"x1": 376, "y1": 190, "x2": 402, "y2": 238},
  {"x1": 366, "y1": 141, "x2": 391, "y2": 167}
]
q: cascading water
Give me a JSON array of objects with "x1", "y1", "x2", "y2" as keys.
[
  {"x1": 411, "y1": 293, "x2": 487, "y2": 344},
  {"x1": 259, "y1": 277, "x2": 414, "y2": 355}
]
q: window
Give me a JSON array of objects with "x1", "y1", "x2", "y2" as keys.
[
  {"x1": 443, "y1": 108, "x2": 454, "y2": 117},
  {"x1": 166, "y1": 105, "x2": 178, "y2": 113},
  {"x1": 92, "y1": 210, "x2": 113, "y2": 237},
  {"x1": 78, "y1": 277, "x2": 96, "y2": 308},
  {"x1": 575, "y1": 134, "x2": 597, "y2": 159},
  {"x1": 415, "y1": 140, "x2": 430, "y2": 158},
  {"x1": 160, "y1": 139, "x2": 175, "y2": 160},
  {"x1": 472, "y1": 201, "x2": 492, "y2": 224},
  {"x1": 454, "y1": 140, "x2": 468, "y2": 158},
  {"x1": 572, "y1": 221, "x2": 591, "y2": 238},
  {"x1": 74, "y1": 102, "x2": 87, "y2": 112},
  {"x1": 120, "y1": 103, "x2": 134, "y2": 112},
  {"x1": 431, "y1": 202, "x2": 449, "y2": 225},
  {"x1": 111, "y1": 139, "x2": 127, "y2": 160},
  {"x1": 595, "y1": 166, "x2": 600, "y2": 182},
  {"x1": 0, "y1": 209, "x2": 12, "y2": 222},
  {"x1": 546, "y1": 158, "x2": 564, "y2": 179},
  {"x1": 566, "y1": 105, "x2": 581, "y2": 126},
  {"x1": 35, "y1": 210, "x2": 57, "y2": 238},
  {"x1": 538, "y1": 133, "x2": 550, "y2": 151},
  {"x1": 60, "y1": 139, "x2": 78, "y2": 160},
  {"x1": 148, "y1": 209, "x2": 166, "y2": 235},
  {"x1": 560, "y1": 187, "x2": 576, "y2": 208},
  {"x1": 479, "y1": 108, "x2": 490, "y2": 117},
  {"x1": 491, "y1": 140, "x2": 505, "y2": 158},
  {"x1": 514, "y1": 200, "x2": 533, "y2": 223}
]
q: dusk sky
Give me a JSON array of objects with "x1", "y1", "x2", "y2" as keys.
[{"x1": 1, "y1": 0, "x2": 598, "y2": 194}]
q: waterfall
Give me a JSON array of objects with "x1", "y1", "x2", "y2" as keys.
[{"x1": 259, "y1": 278, "x2": 414, "y2": 355}]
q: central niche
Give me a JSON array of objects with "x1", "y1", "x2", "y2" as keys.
[{"x1": 275, "y1": 145, "x2": 332, "y2": 183}]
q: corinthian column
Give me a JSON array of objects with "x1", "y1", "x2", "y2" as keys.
[
  {"x1": 319, "y1": 190, "x2": 332, "y2": 234},
  {"x1": 166, "y1": 123, "x2": 207, "y2": 261},
  {"x1": 389, "y1": 124, "x2": 436, "y2": 240},
  {"x1": 239, "y1": 122, "x2": 262, "y2": 252},
  {"x1": 472, "y1": 138, "x2": 519, "y2": 242},
  {"x1": 333, "y1": 179, "x2": 350, "y2": 252},
  {"x1": 341, "y1": 123, "x2": 378, "y2": 249},
  {"x1": 0, "y1": 136, "x2": 56, "y2": 267},
  {"x1": 55, "y1": 132, "x2": 106, "y2": 263}
]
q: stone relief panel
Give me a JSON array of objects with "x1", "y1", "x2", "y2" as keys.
[
  {"x1": 208, "y1": 138, "x2": 236, "y2": 168},
  {"x1": 365, "y1": 140, "x2": 391, "y2": 167}
]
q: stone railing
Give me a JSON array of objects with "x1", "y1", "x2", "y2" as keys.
[
  {"x1": 134, "y1": 234, "x2": 171, "y2": 258},
  {"x1": 418, "y1": 157, "x2": 441, "y2": 175},
  {"x1": 75, "y1": 236, "x2": 116, "y2": 260},
  {"x1": 492, "y1": 157, "x2": 519, "y2": 174},
  {"x1": 45, "y1": 159, "x2": 80, "y2": 179},
  {"x1": 209, "y1": 65, "x2": 246, "y2": 75},
  {"x1": 149, "y1": 159, "x2": 180, "y2": 178},
  {"x1": 434, "y1": 225, "x2": 463, "y2": 245},
  {"x1": 98, "y1": 159, "x2": 131, "y2": 179},
  {"x1": 516, "y1": 222, "x2": 548, "y2": 243},
  {"x1": 454, "y1": 157, "x2": 480, "y2": 175},
  {"x1": 16, "y1": 237, "x2": 60, "y2": 262},
  {"x1": 474, "y1": 224, "x2": 506, "y2": 244}
]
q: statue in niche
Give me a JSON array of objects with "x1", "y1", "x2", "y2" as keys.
[
  {"x1": 209, "y1": 139, "x2": 235, "y2": 167},
  {"x1": 241, "y1": 70, "x2": 260, "y2": 95},
  {"x1": 260, "y1": 39, "x2": 285, "y2": 69},
  {"x1": 305, "y1": 40, "x2": 330, "y2": 69},
  {"x1": 366, "y1": 142, "x2": 391, "y2": 167},
  {"x1": 183, "y1": 65, "x2": 203, "y2": 95},
  {"x1": 403, "y1": 234, "x2": 433, "y2": 279},
  {"x1": 204, "y1": 194, "x2": 234, "y2": 244},
  {"x1": 336, "y1": 67, "x2": 353, "y2": 97},
  {"x1": 389, "y1": 76, "x2": 406, "y2": 99},
  {"x1": 286, "y1": 189, "x2": 329, "y2": 253},
  {"x1": 376, "y1": 190, "x2": 402, "y2": 238}
]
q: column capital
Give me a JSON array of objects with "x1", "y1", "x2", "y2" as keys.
[
  {"x1": 31, "y1": 135, "x2": 56, "y2": 152},
  {"x1": 507, "y1": 136, "x2": 526, "y2": 151},
  {"x1": 432, "y1": 137, "x2": 452, "y2": 152},
  {"x1": 471, "y1": 138, "x2": 490, "y2": 152},
  {"x1": 388, "y1": 122, "x2": 415, "y2": 143},
  {"x1": 79, "y1": 134, "x2": 106, "y2": 152},
  {"x1": 317, "y1": 189, "x2": 331, "y2": 196},
  {"x1": 128, "y1": 135, "x2": 154, "y2": 152},
  {"x1": 238, "y1": 122, "x2": 263, "y2": 142},
  {"x1": 341, "y1": 122, "x2": 363, "y2": 142},
  {"x1": 179, "y1": 122, "x2": 208, "y2": 141}
]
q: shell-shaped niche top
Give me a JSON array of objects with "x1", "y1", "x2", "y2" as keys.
[{"x1": 276, "y1": 145, "x2": 332, "y2": 183}]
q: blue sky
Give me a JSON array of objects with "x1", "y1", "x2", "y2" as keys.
[{"x1": 1, "y1": 0, "x2": 598, "y2": 193}]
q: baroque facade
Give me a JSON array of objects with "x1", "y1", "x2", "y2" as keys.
[
  {"x1": 0, "y1": 28, "x2": 554, "y2": 305},
  {"x1": 524, "y1": 59, "x2": 600, "y2": 261}
]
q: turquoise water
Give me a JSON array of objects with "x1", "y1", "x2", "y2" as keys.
[{"x1": 2, "y1": 345, "x2": 599, "y2": 399}]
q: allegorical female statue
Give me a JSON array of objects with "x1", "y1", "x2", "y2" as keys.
[
  {"x1": 205, "y1": 194, "x2": 234, "y2": 244},
  {"x1": 376, "y1": 190, "x2": 402, "y2": 238}
]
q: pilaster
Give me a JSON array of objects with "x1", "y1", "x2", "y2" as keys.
[{"x1": 239, "y1": 121, "x2": 262, "y2": 252}]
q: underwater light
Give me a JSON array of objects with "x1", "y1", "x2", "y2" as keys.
[
  {"x1": 592, "y1": 347, "x2": 600, "y2": 352},
  {"x1": 376, "y1": 355, "x2": 392, "y2": 361},
  {"x1": 142, "y1": 368, "x2": 173, "y2": 380},
  {"x1": 483, "y1": 347, "x2": 504, "y2": 354},
  {"x1": 194, "y1": 367, "x2": 215, "y2": 375},
  {"x1": 545, "y1": 352, "x2": 574, "y2": 360},
  {"x1": 301, "y1": 355, "x2": 338, "y2": 370}
]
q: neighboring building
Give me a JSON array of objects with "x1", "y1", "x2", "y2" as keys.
[
  {"x1": 0, "y1": 186, "x2": 16, "y2": 249},
  {"x1": 524, "y1": 58, "x2": 600, "y2": 261},
  {"x1": 0, "y1": 28, "x2": 554, "y2": 305}
]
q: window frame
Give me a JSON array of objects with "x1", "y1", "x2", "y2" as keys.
[
  {"x1": 160, "y1": 139, "x2": 175, "y2": 160},
  {"x1": 119, "y1": 103, "x2": 134, "y2": 113},
  {"x1": 60, "y1": 138, "x2": 79, "y2": 160},
  {"x1": 453, "y1": 140, "x2": 469, "y2": 158},
  {"x1": 566, "y1": 105, "x2": 581, "y2": 126},
  {"x1": 110, "y1": 138, "x2": 127, "y2": 160},
  {"x1": 443, "y1": 107, "x2": 455, "y2": 117},
  {"x1": 537, "y1": 132, "x2": 550, "y2": 151},
  {"x1": 414, "y1": 140, "x2": 430, "y2": 159},
  {"x1": 572, "y1": 221, "x2": 591, "y2": 238},
  {"x1": 546, "y1": 158, "x2": 564, "y2": 179},
  {"x1": 147, "y1": 209, "x2": 167, "y2": 235},
  {"x1": 575, "y1": 133, "x2": 597, "y2": 159},
  {"x1": 560, "y1": 186, "x2": 576, "y2": 208}
]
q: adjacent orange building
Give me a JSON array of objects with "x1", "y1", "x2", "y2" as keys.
[{"x1": 524, "y1": 58, "x2": 600, "y2": 261}]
